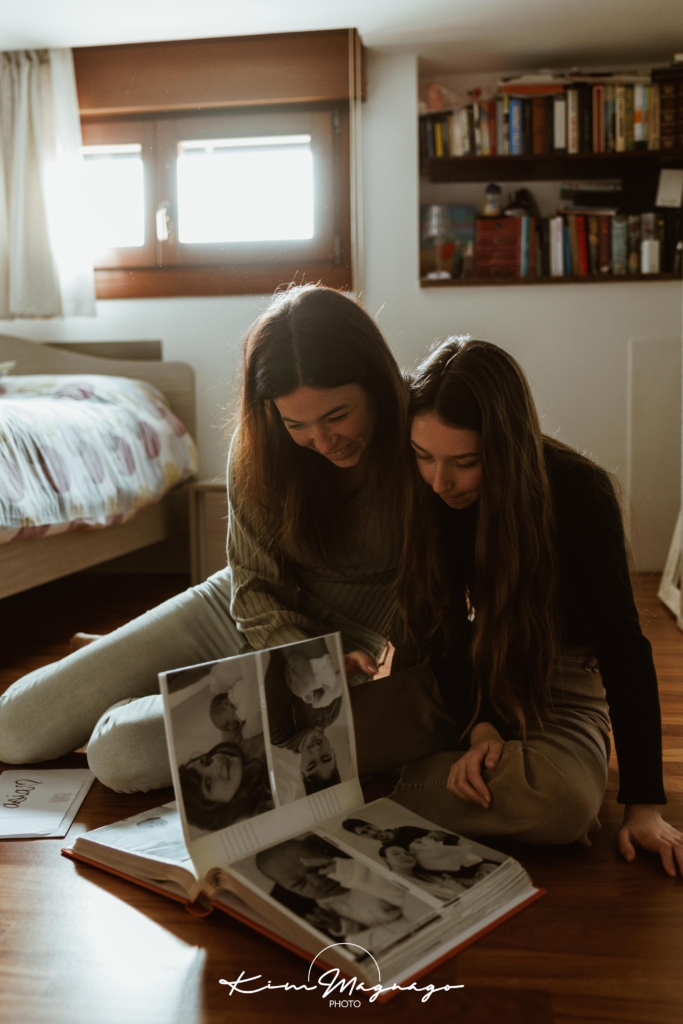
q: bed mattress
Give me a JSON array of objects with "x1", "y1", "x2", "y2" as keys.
[{"x1": 0, "y1": 374, "x2": 199, "y2": 544}]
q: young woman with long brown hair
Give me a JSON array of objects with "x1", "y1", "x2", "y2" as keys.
[
  {"x1": 392, "y1": 337, "x2": 683, "y2": 877},
  {"x1": 0, "y1": 285, "x2": 418, "y2": 793}
]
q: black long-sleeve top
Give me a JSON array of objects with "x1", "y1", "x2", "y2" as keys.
[{"x1": 430, "y1": 441, "x2": 665, "y2": 806}]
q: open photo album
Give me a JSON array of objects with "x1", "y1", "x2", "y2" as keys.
[{"x1": 63, "y1": 633, "x2": 543, "y2": 994}]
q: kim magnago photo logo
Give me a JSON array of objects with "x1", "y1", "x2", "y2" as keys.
[{"x1": 219, "y1": 943, "x2": 464, "y2": 1004}]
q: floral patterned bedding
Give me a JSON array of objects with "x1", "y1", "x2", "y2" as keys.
[{"x1": 0, "y1": 374, "x2": 198, "y2": 544}]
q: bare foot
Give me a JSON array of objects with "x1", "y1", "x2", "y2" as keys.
[{"x1": 69, "y1": 632, "x2": 102, "y2": 651}]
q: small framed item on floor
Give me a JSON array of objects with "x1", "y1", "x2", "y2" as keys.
[{"x1": 658, "y1": 510, "x2": 682, "y2": 630}]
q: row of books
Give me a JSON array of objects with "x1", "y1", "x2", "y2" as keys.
[
  {"x1": 419, "y1": 205, "x2": 683, "y2": 281},
  {"x1": 420, "y1": 67, "x2": 683, "y2": 159}
]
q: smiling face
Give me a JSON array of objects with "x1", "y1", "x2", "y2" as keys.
[
  {"x1": 300, "y1": 728, "x2": 336, "y2": 782},
  {"x1": 273, "y1": 384, "x2": 374, "y2": 469},
  {"x1": 411, "y1": 412, "x2": 482, "y2": 510},
  {"x1": 191, "y1": 752, "x2": 243, "y2": 804},
  {"x1": 353, "y1": 823, "x2": 394, "y2": 843}
]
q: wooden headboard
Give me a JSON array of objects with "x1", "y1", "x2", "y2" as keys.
[{"x1": 0, "y1": 334, "x2": 197, "y2": 439}]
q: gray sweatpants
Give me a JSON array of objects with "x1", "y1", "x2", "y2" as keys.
[{"x1": 0, "y1": 570, "x2": 248, "y2": 791}]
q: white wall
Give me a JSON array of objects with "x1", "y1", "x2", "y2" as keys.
[{"x1": 1, "y1": 49, "x2": 681, "y2": 567}]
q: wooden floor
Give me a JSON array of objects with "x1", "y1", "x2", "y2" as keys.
[{"x1": 0, "y1": 572, "x2": 681, "y2": 1024}]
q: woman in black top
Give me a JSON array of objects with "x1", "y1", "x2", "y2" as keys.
[{"x1": 394, "y1": 337, "x2": 682, "y2": 877}]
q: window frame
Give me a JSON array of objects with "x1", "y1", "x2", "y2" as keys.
[{"x1": 82, "y1": 102, "x2": 351, "y2": 298}]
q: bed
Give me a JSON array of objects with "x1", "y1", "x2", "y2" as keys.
[{"x1": 0, "y1": 334, "x2": 198, "y2": 600}]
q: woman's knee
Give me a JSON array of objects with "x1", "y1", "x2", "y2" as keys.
[
  {"x1": 87, "y1": 697, "x2": 172, "y2": 793},
  {"x1": 489, "y1": 740, "x2": 606, "y2": 844}
]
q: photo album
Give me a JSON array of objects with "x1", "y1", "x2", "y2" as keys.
[{"x1": 62, "y1": 633, "x2": 543, "y2": 994}]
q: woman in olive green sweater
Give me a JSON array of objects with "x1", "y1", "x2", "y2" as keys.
[{"x1": 0, "y1": 285, "x2": 417, "y2": 792}]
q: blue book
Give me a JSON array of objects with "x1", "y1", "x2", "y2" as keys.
[
  {"x1": 510, "y1": 99, "x2": 523, "y2": 154},
  {"x1": 563, "y1": 221, "x2": 572, "y2": 276}
]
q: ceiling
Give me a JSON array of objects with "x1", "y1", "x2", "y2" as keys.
[{"x1": 2, "y1": 0, "x2": 681, "y2": 74}]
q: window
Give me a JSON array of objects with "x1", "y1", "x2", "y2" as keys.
[
  {"x1": 74, "y1": 31, "x2": 363, "y2": 299},
  {"x1": 80, "y1": 107, "x2": 349, "y2": 297}
]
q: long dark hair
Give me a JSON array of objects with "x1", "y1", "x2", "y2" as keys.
[
  {"x1": 399, "y1": 337, "x2": 559, "y2": 735},
  {"x1": 179, "y1": 741, "x2": 273, "y2": 832},
  {"x1": 230, "y1": 285, "x2": 408, "y2": 564}
]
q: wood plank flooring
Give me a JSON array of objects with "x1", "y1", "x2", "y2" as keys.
[{"x1": 0, "y1": 571, "x2": 681, "y2": 1024}]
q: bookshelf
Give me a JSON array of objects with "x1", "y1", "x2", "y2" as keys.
[
  {"x1": 423, "y1": 151, "x2": 683, "y2": 183},
  {"x1": 418, "y1": 69, "x2": 683, "y2": 287},
  {"x1": 422, "y1": 272, "x2": 680, "y2": 288}
]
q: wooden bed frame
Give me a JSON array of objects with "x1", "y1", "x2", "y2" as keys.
[{"x1": 0, "y1": 334, "x2": 197, "y2": 600}]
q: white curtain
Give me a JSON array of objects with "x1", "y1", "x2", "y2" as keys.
[{"x1": 0, "y1": 49, "x2": 96, "y2": 319}]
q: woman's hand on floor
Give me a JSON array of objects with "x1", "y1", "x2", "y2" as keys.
[
  {"x1": 446, "y1": 723, "x2": 504, "y2": 808},
  {"x1": 343, "y1": 650, "x2": 378, "y2": 678},
  {"x1": 618, "y1": 805, "x2": 683, "y2": 877}
]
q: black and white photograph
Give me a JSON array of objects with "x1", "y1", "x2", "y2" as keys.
[
  {"x1": 230, "y1": 830, "x2": 438, "y2": 958},
  {"x1": 163, "y1": 656, "x2": 274, "y2": 839},
  {"x1": 261, "y1": 635, "x2": 356, "y2": 804},
  {"x1": 324, "y1": 799, "x2": 506, "y2": 903}
]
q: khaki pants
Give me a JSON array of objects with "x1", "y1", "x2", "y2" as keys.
[{"x1": 353, "y1": 649, "x2": 611, "y2": 846}]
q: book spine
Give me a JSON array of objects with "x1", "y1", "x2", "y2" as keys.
[
  {"x1": 633, "y1": 83, "x2": 645, "y2": 148},
  {"x1": 466, "y1": 106, "x2": 476, "y2": 155},
  {"x1": 496, "y1": 98, "x2": 505, "y2": 155},
  {"x1": 563, "y1": 219, "x2": 572, "y2": 275},
  {"x1": 522, "y1": 98, "x2": 533, "y2": 154},
  {"x1": 532, "y1": 96, "x2": 546, "y2": 154},
  {"x1": 592, "y1": 85, "x2": 604, "y2": 152},
  {"x1": 628, "y1": 213, "x2": 641, "y2": 274},
  {"x1": 550, "y1": 216, "x2": 564, "y2": 276},
  {"x1": 510, "y1": 99, "x2": 523, "y2": 154},
  {"x1": 615, "y1": 84, "x2": 626, "y2": 152},
  {"x1": 611, "y1": 215, "x2": 628, "y2": 274},
  {"x1": 598, "y1": 215, "x2": 611, "y2": 273},
  {"x1": 579, "y1": 84, "x2": 593, "y2": 153},
  {"x1": 588, "y1": 215, "x2": 600, "y2": 275},
  {"x1": 487, "y1": 100, "x2": 497, "y2": 155},
  {"x1": 648, "y1": 83, "x2": 660, "y2": 149},
  {"x1": 450, "y1": 110, "x2": 463, "y2": 156},
  {"x1": 642, "y1": 84, "x2": 651, "y2": 153},
  {"x1": 553, "y1": 94, "x2": 567, "y2": 150},
  {"x1": 501, "y1": 95, "x2": 510, "y2": 155},
  {"x1": 576, "y1": 215, "x2": 590, "y2": 276},
  {"x1": 567, "y1": 89, "x2": 579, "y2": 153},
  {"x1": 434, "y1": 118, "x2": 443, "y2": 158},
  {"x1": 568, "y1": 214, "x2": 580, "y2": 275},
  {"x1": 658, "y1": 77, "x2": 678, "y2": 151},
  {"x1": 624, "y1": 84, "x2": 634, "y2": 151},
  {"x1": 605, "y1": 85, "x2": 616, "y2": 152},
  {"x1": 520, "y1": 216, "x2": 530, "y2": 278},
  {"x1": 544, "y1": 95, "x2": 554, "y2": 154},
  {"x1": 480, "y1": 104, "x2": 490, "y2": 155}
]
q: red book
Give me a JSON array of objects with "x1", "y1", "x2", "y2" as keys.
[
  {"x1": 484, "y1": 100, "x2": 497, "y2": 154},
  {"x1": 576, "y1": 215, "x2": 590, "y2": 276},
  {"x1": 532, "y1": 97, "x2": 546, "y2": 154}
]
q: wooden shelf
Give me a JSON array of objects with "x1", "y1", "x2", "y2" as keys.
[
  {"x1": 421, "y1": 272, "x2": 682, "y2": 288},
  {"x1": 423, "y1": 151, "x2": 683, "y2": 183}
]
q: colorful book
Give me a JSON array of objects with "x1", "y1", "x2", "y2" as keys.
[
  {"x1": 575, "y1": 215, "x2": 590, "y2": 276},
  {"x1": 509, "y1": 99, "x2": 524, "y2": 154},
  {"x1": 628, "y1": 214, "x2": 641, "y2": 274},
  {"x1": 532, "y1": 97, "x2": 546, "y2": 155},
  {"x1": 598, "y1": 216, "x2": 612, "y2": 273},
  {"x1": 611, "y1": 215, "x2": 628, "y2": 275},
  {"x1": 587, "y1": 215, "x2": 600, "y2": 275},
  {"x1": 553, "y1": 95, "x2": 567, "y2": 150},
  {"x1": 550, "y1": 216, "x2": 565, "y2": 276},
  {"x1": 567, "y1": 89, "x2": 579, "y2": 153}
]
